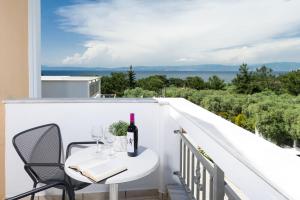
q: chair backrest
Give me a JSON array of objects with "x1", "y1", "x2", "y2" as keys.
[{"x1": 13, "y1": 123, "x2": 62, "y2": 165}]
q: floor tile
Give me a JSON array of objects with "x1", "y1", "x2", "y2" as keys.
[
  {"x1": 17, "y1": 197, "x2": 38, "y2": 200},
  {"x1": 38, "y1": 196, "x2": 60, "y2": 200},
  {"x1": 124, "y1": 189, "x2": 158, "y2": 198},
  {"x1": 82, "y1": 192, "x2": 108, "y2": 200}
]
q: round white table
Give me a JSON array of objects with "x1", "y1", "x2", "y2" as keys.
[{"x1": 65, "y1": 146, "x2": 159, "y2": 200}]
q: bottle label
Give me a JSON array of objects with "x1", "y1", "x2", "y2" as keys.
[{"x1": 127, "y1": 132, "x2": 134, "y2": 153}]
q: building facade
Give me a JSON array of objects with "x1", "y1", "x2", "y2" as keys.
[{"x1": 42, "y1": 76, "x2": 101, "y2": 98}]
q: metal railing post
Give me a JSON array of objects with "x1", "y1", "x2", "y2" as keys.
[{"x1": 213, "y1": 165, "x2": 225, "y2": 200}]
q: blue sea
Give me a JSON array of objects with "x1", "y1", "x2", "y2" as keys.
[{"x1": 42, "y1": 70, "x2": 286, "y2": 82}]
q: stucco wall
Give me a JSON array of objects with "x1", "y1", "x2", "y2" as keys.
[{"x1": 0, "y1": 0, "x2": 29, "y2": 198}]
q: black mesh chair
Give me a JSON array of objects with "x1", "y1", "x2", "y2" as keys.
[{"x1": 8, "y1": 123, "x2": 98, "y2": 200}]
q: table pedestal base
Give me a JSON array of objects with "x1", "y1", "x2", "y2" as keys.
[{"x1": 109, "y1": 184, "x2": 118, "y2": 200}]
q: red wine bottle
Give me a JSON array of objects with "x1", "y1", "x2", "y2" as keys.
[{"x1": 127, "y1": 113, "x2": 138, "y2": 157}]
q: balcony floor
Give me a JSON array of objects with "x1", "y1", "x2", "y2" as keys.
[{"x1": 22, "y1": 190, "x2": 165, "y2": 200}]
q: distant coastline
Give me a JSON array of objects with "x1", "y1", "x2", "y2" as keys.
[
  {"x1": 42, "y1": 69, "x2": 287, "y2": 82},
  {"x1": 42, "y1": 62, "x2": 298, "y2": 82}
]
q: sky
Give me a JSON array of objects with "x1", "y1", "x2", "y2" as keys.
[{"x1": 42, "y1": 0, "x2": 300, "y2": 67}]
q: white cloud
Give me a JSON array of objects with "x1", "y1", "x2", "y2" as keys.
[{"x1": 57, "y1": 0, "x2": 300, "y2": 66}]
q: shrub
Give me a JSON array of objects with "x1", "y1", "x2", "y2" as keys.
[
  {"x1": 123, "y1": 87, "x2": 157, "y2": 98},
  {"x1": 109, "y1": 121, "x2": 129, "y2": 136}
]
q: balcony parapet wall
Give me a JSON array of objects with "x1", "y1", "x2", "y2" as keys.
[{"x1": 4, "y1": 98, "x2": 300, "y2": 199}]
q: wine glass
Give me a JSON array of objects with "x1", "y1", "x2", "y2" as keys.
[
  {"x1": 91, "y1": 125, "x2": 103, "y2": 153},
  {"x1": 103, "y1": 126, "x2": 115, "y2": 157}
]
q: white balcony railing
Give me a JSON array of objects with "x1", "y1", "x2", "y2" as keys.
[{"x1": 4, "y1": 98, "x2": 300, "y2": 199}]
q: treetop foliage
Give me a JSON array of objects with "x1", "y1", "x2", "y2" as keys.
[
  {"x1": 101, "y1": 64, "x2": 300, "y2": 147},
  {"x1": 232, "y1": 64, "x2": 300, "y2": 95},
  {"x1": 128, "y1": 65, "x2": 136, "y2": 89}
]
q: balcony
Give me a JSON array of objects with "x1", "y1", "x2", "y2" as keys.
[{"x1": 4, "y1": 98, "x2": 300, "y2": 200}]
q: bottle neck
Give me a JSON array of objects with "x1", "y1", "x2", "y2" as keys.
[{"x1": 130, "y1": 113, "x2": 135, "y2": 125}]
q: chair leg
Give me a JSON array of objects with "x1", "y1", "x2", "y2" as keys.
[
  {"x1": 68, "y1": 190, "x2": 75, "y2": 200},
  {"x1": 62, "y1": 189, "x2": 65, "y2": 200},
  {"x1": 31, "y1": 182, "x2": 37, "y2": 200},
  {"x1": 65, "y1": 185, "x2": 75, "y2": 200}
]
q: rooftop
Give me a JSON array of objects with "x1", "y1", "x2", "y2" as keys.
[{"x1": 41, "y1": 76, "x2": 100, "y2": 82}]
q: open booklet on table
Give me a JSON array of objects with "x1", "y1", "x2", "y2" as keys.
[{"x1": 68, "y1": 158, "x2": 128, "y2": 183}]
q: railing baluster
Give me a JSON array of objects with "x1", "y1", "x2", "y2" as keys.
[
  {"x1": 213, "y1": 165, "x2": 225, "y2": 200},
  {"x1": 196, "y1": 160, "x2": 200, "y2": 200},
  {"x1": 202, "y1": 167, "x2": 206, "y2": 200},
  {"x1": 187, "y1": 148, "x2": 191, "y2": 190},
  {"x1": 209, "y1": 175, "x2": 213, "y2": 200},
  {"x1": 180, "y1": 133, "x2": 214, "y2": 173},
  {"x1": 180, "y1": 139, "x2": 183, "y2": 177},
  {"x1": 191, "y1": 154, "x2": 195, "y2": 198},
  {"x1": 183, "y1": 143, "x2": 186, "y2": 183}
]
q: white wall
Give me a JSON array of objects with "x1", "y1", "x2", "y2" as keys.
[
  {"x1": 6, "y1": 98, "x2": 300, "y2": 199},
  {"x1": 42, "y1": 81, "x2": 89, "y2": 98},
  {"x1": 4, "y1": 99, "x2": 180, "y2": 197}
]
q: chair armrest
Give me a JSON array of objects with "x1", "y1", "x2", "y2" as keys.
[
  {"x1": 6, "y1": 182, "x2": 65, "y2": 200},
  {"x1": 66, "y1": 141, "x2": 103, "y2": 158}
]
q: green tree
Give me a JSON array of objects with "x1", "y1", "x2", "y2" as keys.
[
  {"x1": 123, "y1": 87, "x2": 157, "y2": 98},
  {"x1": 256, "y1": 108, "x2": 291, "y2": 146},
  {"x1": 201, "y1": 95, "x2": 223, "y2": 114},
  {"x1": 168, "y1": 78, "x2": 185, "y2": 87},
  {"x1": 137, "y1": 76, "x2": 165, "y2": 92},
  {"x1": 207, "y1": 75, "x2": 225, "y2": 90},
  {"x1": 284, "y1": 107, "x2": 300, "y2": 148},
  {"x1": 255, "y1": 65, "x2": 273, "y2": 79},
  {"x1": 252, "y1": 66, "x2": 280, "y2": 93},
  {"x1": 232, "y1": 63, "x2": 253, "y2": 94},
  {"x1": 279, "y1": 70, "x2": 300, "y2": 95},
  {"x1": 185, "y1": 76, "x2": 205, "y2": 90},
  {"x1": 187, "y1": 90, "x2": 216, "y2": 105},
  {"x1": 128, "y1": 65, "x2": 136, "y2": 88},
  {"x1": 101, "y1": 76, "x2": 114, "y2": 95},
  {"x1": 101, "y1": 73, "x2": 129, "y2": 97},
  {"x1": 234, "y1": 114, "x2": 253, "y2": 131},
  {"x1": 165, "y1": 87, "x2": 197, "y2": 98},
  {"x1": 154, "y1": 75, "x2": 169, "y2": 86}
]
